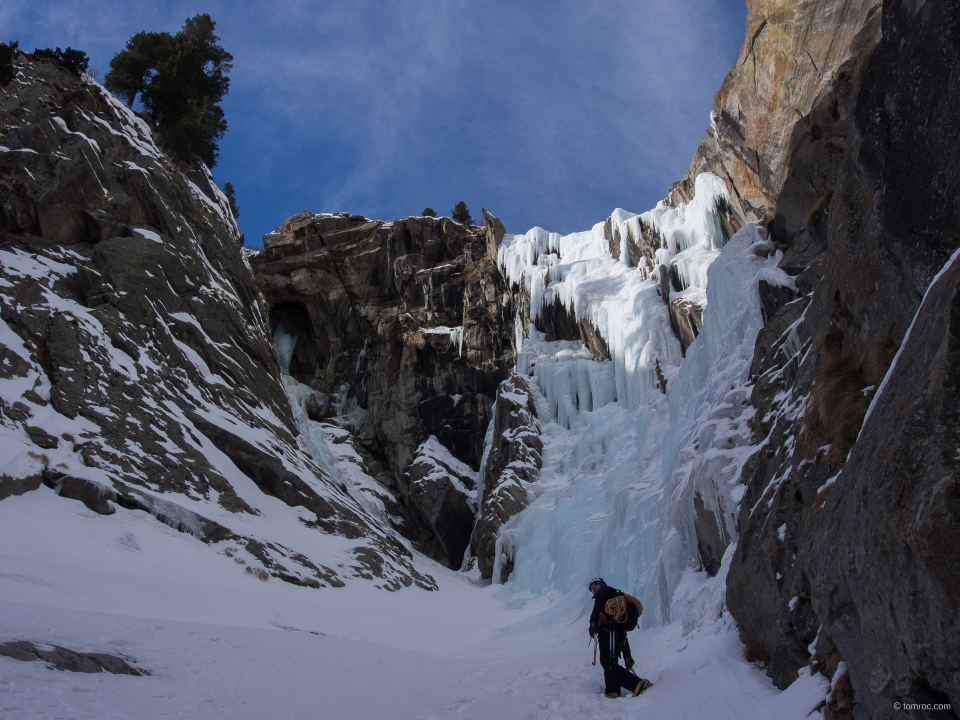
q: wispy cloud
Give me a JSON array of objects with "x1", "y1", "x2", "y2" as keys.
[{"x1": 5, "y1": 0, "x2": 746, "y2": 242}]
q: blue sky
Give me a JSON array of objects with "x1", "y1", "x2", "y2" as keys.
[{"x1": 3, "y1": 1, "x2": 747, "y2": 245}]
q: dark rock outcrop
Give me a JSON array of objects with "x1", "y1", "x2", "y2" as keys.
[
  {"x1": 693, "y1": 490, "x2": 729, "y2": 578},
  {"x1": 0, "y1": 53, "x2": 434, "y2": 591},
  {"x1": 727, "y1": 0, "x2": 960, "y2": 715},
  {"x1": 305, "y1": 392, "x2": 336, "y2": 422},
  {"x1": 535, "y1": 297, "x2": 611, "y2": 361},
  {"x1": 604, "y1": 215, "x2": 666, "y2": 270},
  {"x1": 471, "y1": 374, "x2": 542, "y2": 581},
  {"x1": 250, "y1": 210, "x2": 516, "y2": 565},
  {"x1": 0, "y1": 640, "x2": 148, "y2": 676},
  {"x1": 0, "y1": 467, "x2": 42, "y2": 502},
  {"x1": 669, "y1": 292, "x2": 705, "y2": 355}
]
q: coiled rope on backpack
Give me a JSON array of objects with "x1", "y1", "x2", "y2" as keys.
[
  {"x1": 605, "y1": 594, "x2": 643, "y2": 624},
  {"x1": 605, "y1": 595, "x2": 627, "y2": 623}
]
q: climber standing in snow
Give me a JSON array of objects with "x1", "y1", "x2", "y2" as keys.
[{"x1": 588, "y1": 577, "x2": 653, "y2": 699}]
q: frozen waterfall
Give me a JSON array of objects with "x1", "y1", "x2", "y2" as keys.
[{"x1": 491, "y1": 173, "x2": 795, "y2": 630}]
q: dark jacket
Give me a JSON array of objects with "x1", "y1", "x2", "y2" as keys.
[{"x1": 589, "y1": 586, "x2": 626, "y2": 634}]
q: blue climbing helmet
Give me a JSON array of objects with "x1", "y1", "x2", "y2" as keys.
[{"x1": 588, "y1": 577, "x2": 607, "y2": 590}]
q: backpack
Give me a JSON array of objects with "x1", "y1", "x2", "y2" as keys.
[{"x1": 604, "y1": 593, "x2": 644, "y2": 631}]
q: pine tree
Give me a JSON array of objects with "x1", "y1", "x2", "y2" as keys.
[
  {"x1": 105, "y1": 14, "x2": 232, "y2": 167},
  {"x1": 421, "y1": 207, "x2": 436, "y2": 217},
  {"x1": 222, "y1": 182, "x2": 240, "y2": 219},
  {"x1": 33, "y1": 47, "x2": 89, "y2": 76},
  {"x1": 103, "y1": 32, "x2": 172, "y2": 107},
  {"x1": 451, "y1": 201, "x2": 473, "y2": 225},
  {"x1": 0, "y1": 42, "x2": 18, "y2": 86}
]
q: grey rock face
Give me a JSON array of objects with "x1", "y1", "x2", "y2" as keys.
[
  {"x1": 693, "y1": 491, "x2": 728, "y2": 578},
  {"x1": 0, "y1": 54, "x2": 434, "y2": 592},
  {"x1": 471, "y1": 373, "x2": 542, "y2": 582},
  {"x1": 406, "y1": 436, "x2": 477, "y2": 568},
  {"x1": 805, "y1": 256, "x2": 960, "y2": 719},
  {"x1": 728, "y1": 0, "x2": 960, "y2": 714},
  {"x1": 250, "y1": 209, "x2": 515, "y2": 566},
  {"x1": 482, "y1": 207, "x2": 505, "y2": 262}
]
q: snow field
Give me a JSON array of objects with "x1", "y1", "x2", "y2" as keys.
[{"x1": 0, "y1": 488, "x2": 827, "y2": 719}]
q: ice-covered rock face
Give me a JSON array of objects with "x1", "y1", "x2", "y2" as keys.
[
  {"x1": 0, "y1": 53, "x2": 435, "y2": 592},
  {"x1": 491, "y1": 164, "x2": 785, "y2": 617},
  {"x1": 498, "y1": 172, "x2": 732, "y2": 416}
]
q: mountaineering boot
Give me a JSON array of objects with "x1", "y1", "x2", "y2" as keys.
[
  {"x1": 605, "y1": 692, "x2": 620, "y2": 699},
  {"x1": 633, "y1": 679, "x2": 654, "y2": 696}
]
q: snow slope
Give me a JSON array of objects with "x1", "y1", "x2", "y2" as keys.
[{"x1": 0, "y1": 487, "x2": 827, "y2": 720}]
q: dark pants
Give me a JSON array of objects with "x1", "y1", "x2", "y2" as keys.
[{"x1": 598, "y1": 629, "x2": 641, "y2": 695}]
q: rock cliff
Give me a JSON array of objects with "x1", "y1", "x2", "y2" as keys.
[
  {"x1": 4, "y1": 3, "x2": 958, "y2": 715},
  {"x1": 0, "y1": 51, "x2": 434, "y2": 591},
  {"x1": 250, "y1": 209, "x2": 515, "y2": 566},
  {"x1": 670, "y1": 0, "x2": 882, "y2": 227},
  {"x1": 717, "y1": 0, "x2": 960, "y2": 717}
]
